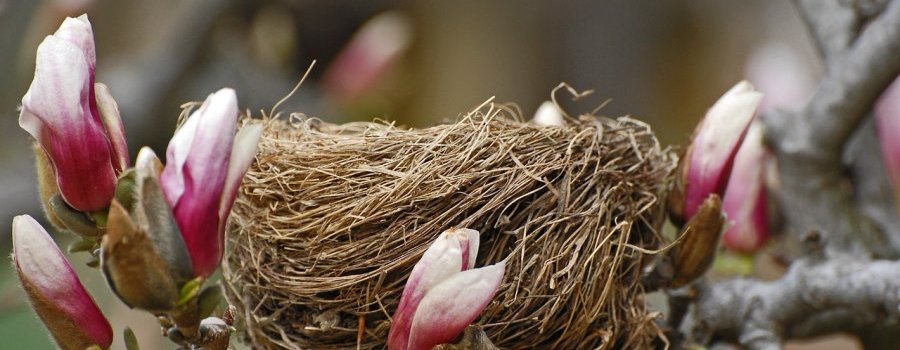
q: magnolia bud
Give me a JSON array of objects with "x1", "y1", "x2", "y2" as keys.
[
  {"x1": 159, "y1": 88, "x2": 263, "y2": 277},
  {"x1": 388, "y1": 228, "x2": 505, "y2": 350},
  {"x1": 13, "y1": 215, "x2": 113, "y2": 350},
  {"x1": 19, "y1": 15, "x2": 127, "y2": 212},
  {"x1": 101, "y1": 148, "x2": 193, "y2": 312},
  {"x1": 682, "y1": 81, "x2": 762, "y2": 219},
  {"x1": 875, "y1": 76, "x2": 900, "y2": 212}
]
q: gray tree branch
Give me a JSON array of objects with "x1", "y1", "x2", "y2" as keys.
[
  {"x1": 679, "y1": 1, "x2": 900, "y2": 348},
  {"x1": 687, "y1": 250, "x2": 900, "y2": 350},
  {"x1": 762, "y1": 0, "x2": 900, "y2": 257}
]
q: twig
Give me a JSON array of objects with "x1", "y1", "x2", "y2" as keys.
[{"x1": 687, "y1": 253, "x2": 900, "y2": 350}]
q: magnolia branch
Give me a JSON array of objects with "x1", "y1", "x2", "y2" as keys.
[
  {"x1": 688, "y1": 252, "x2": 900, "y2": 350},
  {"x1": 678, "y1": 1, "x2": 900, "y2": 348},
  {"x1": 762, "y1": 0, "x2": 900, "y2": 256}
]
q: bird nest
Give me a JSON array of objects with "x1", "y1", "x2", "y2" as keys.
[{"x1": 222, "y1": 100, "x2": 676, "y2": 349}]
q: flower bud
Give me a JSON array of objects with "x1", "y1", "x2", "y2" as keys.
[
  {"x1": 159, "y1": 88, "x2": 263, "y2": 277},
  {"x1": 388, "y1": 228, "x2": 504, "y2": 350},
  {"x1": 683, "y1": 81, "x2": 762, "y2": 219},
  {"x1": 322, "y1": 11, "x2": 412, "y2": 101},
  {"x1": 101, "y1": 147, "x2": 194, "y2": 312},
  {"x1": 722, "y1": 123, "x2": 770, "y2": 252},
  {"x1": 876, "y1": 76, "x2": 900, "y2": 211},
  {"x1": 532, "y1": 101, "x2": 565, "y2": 127},
  {"x1": 13, "y1": 215, "x2": 113, "y2": 350},
  {"x1": 19, "y1": 15, "x2": 128, "y2": 212}
]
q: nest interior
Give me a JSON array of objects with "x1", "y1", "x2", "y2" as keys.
[{"x1": 223, "y1": 102, "x2": 675, "y2": 349}]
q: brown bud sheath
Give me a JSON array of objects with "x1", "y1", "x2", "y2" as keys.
[
  {"x1": 671, "y1": 194, "x2": 725, "y2": 288},
  {"x1": 101, "y1": 148, "x2": 194, "y2": 312},
  {"x1": 33, "y1": 143, "x2": 66, "y2": 229}
]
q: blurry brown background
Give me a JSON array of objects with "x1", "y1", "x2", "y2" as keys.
[{"x1": 0, "y1": 0, "x2": 845, "y2": 348}]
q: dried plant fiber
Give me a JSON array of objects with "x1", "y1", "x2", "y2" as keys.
[{"x1": 223, "y1": 99, "x2": 676, "y2": 349}]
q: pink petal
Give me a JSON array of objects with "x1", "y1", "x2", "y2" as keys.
[
  {"x1": 388, "y1": 231, "x2": 464, "y2": 350},
  {"x1": 217, "y1": 123, "x2": 263, "y2": 234},
  {"x1": 135, "y1": 146, "x2": 163, "y2": 175},
  {"x1": 407, "y1": 262, "x2": 506, "y2": 350},
  {"x1": 53, "y1": 15, "x2": 95, "y2": 73},
  {"x1": 162, "y1": 88, "x2": 240, "y2": 277},
  {"x1": 449, "y1": 228, "x2": 479, "y2": 271},
  {"x1": 94, "y1": 83, "x2": 130, "y2": 172},
  {"x1": 745, "y1": 42, "x2": 815, "y2": 113},
  {"x1": 13, "y1": 215, "x2": 113, "y2": 349},
  {"x1": 159, "y1": 108, "x2": 200, "y2": 206},
  {"x1": 684, "y1": 81, "x2": 762, "y2": 219},
  {"x1": 532, "y1": 101, "x2": 565, "y2": 127},
  {"x1": 20, "y1": 34, "x2": 116, "y2": 212},
  {"x1": 722, "y1": 123, "x2": 770, "y2": 252},
  {"x1": 322, "y1": 11, "x2": 412, "y2": 100},
  {"x1": 876, "y1": 76, "x2": 900, "y2": 205}
]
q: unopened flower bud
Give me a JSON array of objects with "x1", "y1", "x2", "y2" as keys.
[
  {"x1": 532, "y1": 101, "x2": 565, "y2": 127},
  {"x1": 682, "y1": 81, "x2": 762, "y2": 220},
  {"x1": 13, "y1": 215, "x2": 113, "y2": 350},
  {"x1": 101, "y1": 147, "x2": 193, "y2": 312},
  {"x1": 388, "y1": 228, "x2": 505, "y2": 350},
  {"x1": 159, "y1": 88, "x2": 263, "y2": 277},
  {"x1": 19, "y1": 15, "x2": 128, "y2": 212},
  {"x1": 876, "y1": 76, "x2": 900, "y2": 212}
]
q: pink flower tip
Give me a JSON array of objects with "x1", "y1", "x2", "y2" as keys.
[
  {"x1": 721, "y1": 123, "x2": 770, "y2": 253},
  {"x1": 684, "y1": 80, "x2": 763, "y2": 219},
  {"x1": 160, "y1": 88, "x2": 261, "y2": 277},
  {"x1": 13, "y1": 215, "x2": 113, "y2": 349},
  {"x1": 388, "y1": 228, "x2": 504, "y2": 350},
  {"x1": 876, "y1": 76, "x2": 900, "y2": 208},
  {"x1": 322, "y1": 11, "x2": 412, "y2": 101},
  {"x1": 19, "y1": 14, "x2": 127, "y2": 212}
]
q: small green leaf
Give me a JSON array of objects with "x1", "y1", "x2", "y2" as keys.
[
  {"x1": 68, "y1": 236, "x2": 98, "y2": 253},
  {"x1": 198, "y1": 285, "x2": 224, "y2": 319},
  {"x1": 124, "y1": 327, "x2": 140, "y2": 350},
  {"x1": 86, "y1": 255, "x2": 100, "y2": 268},
  {"x1": 89, "y1": 210, "x2": 109, "y2": 228},
  {"x1": 49, "y1": 195, "x2": 102, "y2": 237},
  {"x1": 177, "y1": 277, "x2": 204, "y2": 307},
  {"x1": 85, "y1": 345, "x2": 103, "y2": 350},
  {"x1": 114, "y1": 169, "x2": 138, "y2": 212}
]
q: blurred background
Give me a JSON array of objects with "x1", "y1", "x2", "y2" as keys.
[{"x1": 0, "y1": 0, "x2": 837, "y2": 348}]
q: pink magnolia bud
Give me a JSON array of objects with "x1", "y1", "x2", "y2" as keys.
[
  {"x1": 876, "y1": 76, "x2": 900, "y2": 208},
  {"x1": 19, "y1": 15, "x2": 128, "y2": 212},
  {"x1": 13, "y1": 215, "x2": 113, "y2": 350},
  {"x1": 532, "y1": 101, "x2": 565, "y2": 127},
  {"x1": 160, "y1": 88, "x2": 263, "y2": 277},
  {"x1": 388, "y1": 228, "x2": 505, "y2": 350},
  {"x1": 684, "y1": 81, "x2": 763, "y2": 219},
  {"x1": 322, "y1": 11, "x2": 412, "y2": 101},
  {"x1": 722, "y1": 123, "x2": 770, "y2": 252}
]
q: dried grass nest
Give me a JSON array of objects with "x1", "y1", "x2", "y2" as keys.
[{"x1": 222, "y1": 100, "x2": 676, "y2": 349}]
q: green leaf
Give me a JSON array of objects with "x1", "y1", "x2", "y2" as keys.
[
  {"x1": 48, "y1": 195, "x2": 102, "y2": 237},
  {"x1": 177, "y1": 277, "x2": 204, "y2": 307},
  {"x1": 124, "y1": 327, "x2": 140, "y2": 350},
  {"x1": 114, "y1": 169, "x2": 138, "y2": 212},
  {"x1": 198, "y1": 285, "x2": 224, "y2": 319},
  {"x1": 68, "y1": 236, "x2": 98, "y2": 253}
]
